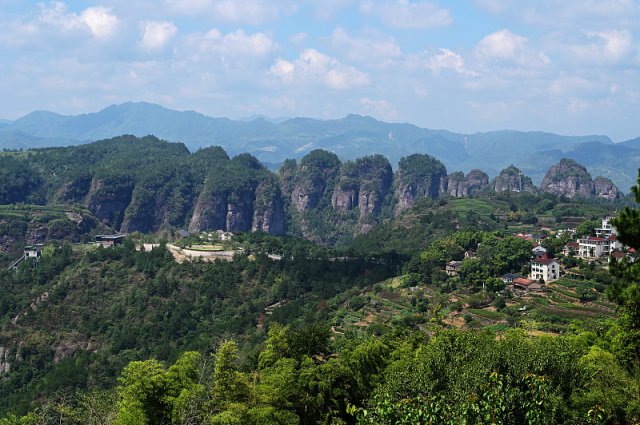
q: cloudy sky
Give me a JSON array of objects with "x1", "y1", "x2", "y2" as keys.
[{"x1": 1, "y1": 0, "x2": 639, "y2": 140}]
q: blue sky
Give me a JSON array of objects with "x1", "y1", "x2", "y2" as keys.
[{"x1": 1, "y1": 0, "x2": 639, "y2": 140}]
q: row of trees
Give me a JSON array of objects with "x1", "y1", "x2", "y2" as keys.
[{"x1": 3, "y1": 327, "x2": 639, "y2": 424}]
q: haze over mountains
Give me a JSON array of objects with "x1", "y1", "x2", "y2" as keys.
[{"x1": 2, "y1": 102, "x2": 639, "y2": 190}]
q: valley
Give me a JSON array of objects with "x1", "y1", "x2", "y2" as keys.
[{"x1": 0, "y1": 135, "x2": 639, "y2": 423}]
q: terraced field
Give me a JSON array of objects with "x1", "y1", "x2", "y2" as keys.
[{"x1": 329, "y1": 274, "x2": 617, "y2": 335}]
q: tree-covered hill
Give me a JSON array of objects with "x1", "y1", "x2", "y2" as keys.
[{"x1": 4, "y1": 102, "x2": 639, "y2": 189}]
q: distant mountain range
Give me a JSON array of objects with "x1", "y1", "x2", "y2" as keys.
[{"x1": 1, "y1": 102, "x2": 638, "y2": 190}]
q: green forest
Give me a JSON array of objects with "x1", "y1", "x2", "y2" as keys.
[{"x1": 1, "y1": 136, "x2": 640, "y2": 424}]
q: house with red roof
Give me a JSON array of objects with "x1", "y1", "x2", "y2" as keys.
[
  {"x1": 562, "y1": 241, "x2": 579, "y2": 256},
  {"x1": 530, "y1": 254, "x2": 560, "y2": 283},
  {"x1": 512, "y1": 277, "x2": 544, "y2": 291}
]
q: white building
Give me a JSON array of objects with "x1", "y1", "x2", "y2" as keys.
[
  {"x1": 595, "y1": 216, "x2": 617, "y2": 238},
  {"x1": 24, "y1": 245, "x2": 42, "y2": 259},
  {"x1": 532, "y1": 245, "x2": 547, "y2": 256},
  {"x1": 578, "y1": 236, "x2": 608, "y2": 258},
  {"x1": 578, "y1": 235, "x2": 623, "y2": 259},
  {"x1": 530, "y1": 255, "x2": 560, "y2": 282}
]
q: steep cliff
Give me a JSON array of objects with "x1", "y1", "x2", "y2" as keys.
[
  {"x1": 446, "y1": 172, "x2": 467, "y2": 197},
  {"x1": 594, "y1": 176, "x2": 619, "y2": 200},
  {"x1": 394, "y1": 154, "x2": 447, "y2": 213},
  {"x1": 84, "y1": 174, "x2": 134, "y2": 229},
  {"x1": 121, "y1": 166, "x2": 198, "y2": 233},
  {"x1": 446, "y1": 169, "x2": 490, "y2": 197},
  {"x1": 540, "y1": 159, "x2": 595, "y2": 198},
  {"x1": 252, "y1": 176, "x2": 285, "y2": 235},
  {"x1": 492, "y1": 165, "x2": 537, "y2": 193},
  {"x1": 288, "y1": 150, "x2": 341, "y2": 212},
  {"x1": 331, "y1": 154, "x2": 393, "y2": 220},
  {"x1": 188, "y1": 154, "x2": 285, "y2": 235}
]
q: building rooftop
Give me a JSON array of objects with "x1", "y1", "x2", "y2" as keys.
[
  {"x1": 513, "y1": 277, "x2": 535, "y2": 286},
  {"x1": 96, "y1": 234, "x2": 126, "y2": 240}
]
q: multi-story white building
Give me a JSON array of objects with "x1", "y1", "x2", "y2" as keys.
[
  {"x1": 578, "y1": 236, "x2": 608, "y2": 258},
  {"x1": 595, "y1": 216, "x2": 617, "y2": 238},
  {"x1": 578, "y1": 235, "x2": 623, "y2": 258},
  {"x1": 530, "y1": 255, "x2": 560, "y2": 283}
]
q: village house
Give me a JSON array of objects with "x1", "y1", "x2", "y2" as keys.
[
  {"x1": 446, "y1": 260, "x2": 462, "y2": 276},
  {"x1": 96, "y1": 234, "x2": 126, "y2": 248},
  {"x1": 24, "y1": 244, "x2": 43, "y2": 259},
  {"x1": 563, "y1": 241, "x2": 579, "y2": 256},
  {"x1": 530, "y1": 254, "x2": 560, "y2": 283},
  {"x1": 595, "y1": 216, "x2": 616, "y2": 238},
  {"x1": 512, "y1": 277, "x2": 544, "y2": 292},
  {"x1": 501, "y1": 273, "x2": 520, "y2": 284},
  {"x1": 577, "y1": 235, "x2": 622, "y2": 259},
  {"x1": 609, "y1": 250, "x2": 636, "y2": 263},
  {"x1": 532, "y1": 245, "x2": 547, "y2": 256},
  {"x1": 578, "y1": 236, "x2": 607, "y2": 258}
]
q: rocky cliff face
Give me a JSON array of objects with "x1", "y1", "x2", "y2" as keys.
[
  {"x1": 189, "y1": 156, "x2": 286, "y2": 235},
  {"x1": 286, "y1": 150, "x2": 341, "y2": 213},
  {"x1": 446, "y1": 169, "x2": 489, "y2": 197},
  {"x1": 493, "y1": 165, "x2": 537, "y2": 193},
  {"x1": 594, "y1": 176, "x2": 619, "y2": 200},
  {"x1": 252, "y1": 178, "x2": 285, "y2": 235},
  {"x1": 394, "y1": 154, "x2": 447, "y2": 213},
  {"x1": 446, "y1": 172, "x2": 466, "y2": 197},
  {"x1": 84, "y1": 175, "x2": 134, "y2": 229},
  {"x1": 540, "y1": 159, "x2": 595, "y2": 198},
  {"x1": 331, "y1": 154, "x2": 393, "y2": 220},
  {"x1": 188, "y1": 192, "x2": 228, "y2": 233}
]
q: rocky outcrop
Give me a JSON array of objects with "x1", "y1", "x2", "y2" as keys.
[
  {"x1": 225, "y1": 191, "x2": 254, "y2": 232},
  {"x1": 252, "y1": 178, "x2": 285, "y2": 235},
  {"x1": 446, "y1": 172, "x2": 466, "y2": 197},
  {"x1": 492, "y1": 165, "x2": 537, "y2": 193},
  {"x1": 0, "y1": 346, "x2": 10, "y2": 374},
  {"x1": 84, "y1": 175, "x2": 134, "y2": 229},
  {"x1": 394, "y1": 154, "x2": 447, "y2": 213},
  {"x1": 188, "y1": 193, "x2": 227, "y2": 233},
  {"x1": 466, "y1": 169, "x2": 489, "y2": 194},
  {"x1": 446, "y1": 169, "x2": 490, "y2": 197},
  {"x1": 594, "y1": 176, "x2": 619, "y2": 200},
  {"x1": 189, "y1": 154, "x2": 285, "y2": 235},
  {"x1": 540, "y1": 159, "x2": 595, "y2": 198},
  {"x1": 287, "y1": 150, "x2": 341, "y2": 212},
  {"x1": 331, "y1": 154, "x2": 393, "y2": 220}
]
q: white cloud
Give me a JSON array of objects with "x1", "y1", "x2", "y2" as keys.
[
  {"x1": 0, "y1": 2, "x2": 119, "y2": 46},
  {"x1": 80, "y1": 7, "x2": 119, "y2": 39},
  {"x1": 166, "y1": 0, "x2": 296, "y2": 24},
  {"x1": 428, "y1": 48, "x2": 478, "y2": 76},
  {"x1": 359, "y1": 0, "x2": 452, "y2": 29},
  {"x1": 475, "y1": 29, "x2": 550, "y2": 68},
  {"x1": 203, "y1": 29, "x2": 276, "y2": 58},
  {"x1": 37, "y1": 2, "x2": 119, "y2": 39},
  {"x1": 141, "y1": 21, "x2": 177, "y2": 51},
  {"x1": 329, "y1": 28, "x2": 402, "y2": 63},
  {"x1": 269, "y1": 49, "x2": 370, "y2": 89},
  {"x1": 476, "y1": 29, "x2": 527, "y2": 60},
  {"x1": 570, "y1": 30, "x2": 633, "y2": 64}
]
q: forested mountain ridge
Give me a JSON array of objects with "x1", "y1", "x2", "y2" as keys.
[
  {"x1": 3, "y1": 102, "x2": 639, "y2": 189},
  {"x1": 0, "y1": 135, "x2": 625, "y2": 247}
]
